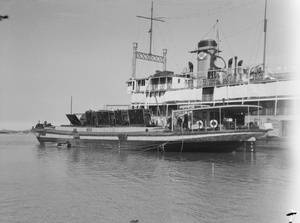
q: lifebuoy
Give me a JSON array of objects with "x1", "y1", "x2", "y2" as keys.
[
  {"x1": 210, "y1": 119, "x2": 218, "y2": 128},
  {"x1": 196, "y1": 120, "x2": 203, "y2": 129},
  {"x1": 211, "y1": 54, "x2": 226, "y2": 70},
  {"x1": 204, "y1": 50, "x2": 226, "y2": 70}
]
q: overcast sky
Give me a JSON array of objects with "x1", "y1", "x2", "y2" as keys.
[{"x1": 0, "y1": 0, "x2": 299, "y2": 130}]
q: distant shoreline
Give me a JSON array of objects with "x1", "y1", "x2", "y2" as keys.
[{"x1": 0, "y1": 129, "x2": 31, "y2": 134}]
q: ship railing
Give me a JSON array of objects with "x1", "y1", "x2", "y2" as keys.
[
  {"x1": 149, "y1": 84, "x2": 168, "y2": 91},
  {"x1": 192, "y1": 65, "x2": 299, "y2": 88},
  {"x1": 134, "y1": 67, "x2": 298, "y2": 93},
  {"x1": 170, "y1": 107, "x2": 264, "y2": 133},
  {"x1": 268, "y1": 71, "x2": 299, "y2": 80}
]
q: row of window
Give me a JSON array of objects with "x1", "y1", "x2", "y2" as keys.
[
  {"x1": 129, "y1": 78, "x2": 190, "y2": 89},
  {"x1": 145, "y1": 92, "x2": 165, "y2": 98}
]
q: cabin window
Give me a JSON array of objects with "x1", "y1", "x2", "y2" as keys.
[
  {"x1": 141, "y1": 80, "x2": 145, "y2": 86},
  {"x1": 203, "y1": 87, "x2": 214, "y2": 95},
  {"x1": 160, "y1": 78, "x2": 166, "y2": 84},
  {"x1": 178, "y1": 79, "x2": 180, "y2": 83},
  {"x1": 277, "y1": 100, "x2": 294, "y2": 115},
  {"x1": 159, "y1": 92, "x2": 165, "y2": 97},
  {"x1": 260, "y1": 101, "x2": 275, "y2": 115},
  {"x1": 128, "y1": 82, "x2": 132, "y2": 87},
  {"x1": 152, "y1": 78, "x2": 159, "y2": 85}
]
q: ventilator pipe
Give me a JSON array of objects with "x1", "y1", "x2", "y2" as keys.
[
  {"x1": 234, "y1": 56, "x2": 238, "y2": 77},
  {"x1": 163, "y1": 49, "x2": 167, "y2": 71},
  {"x1": 132, "y1": 42, "x2": 138, "y2": 78}
]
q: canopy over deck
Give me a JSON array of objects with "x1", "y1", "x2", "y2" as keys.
[{"x1": 174, "y1": 105, "x2": 262, "y2": 114}]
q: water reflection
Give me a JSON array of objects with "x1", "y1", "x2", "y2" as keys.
[{"x1": 11, "y1": 136, "x2": 297, "y2": 223}]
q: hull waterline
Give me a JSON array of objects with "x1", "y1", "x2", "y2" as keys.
[{"x1": 33, "y1": 127, "x2": 267, "y2": 153}]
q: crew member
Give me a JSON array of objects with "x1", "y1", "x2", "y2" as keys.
[
  {"x1": 188, "y1": 62, "x2": 194, "y2": 73},
  {"x1": 183, "y1": 113, "x2": 189, "y2": 130}
]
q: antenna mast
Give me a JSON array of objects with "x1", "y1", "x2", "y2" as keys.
[
  {"x1": 216, "y1": 20, "x2": 220, "y2": 55},
  {"x1": 149, "y1": 1, "x2": 154, "y2": 54},
  {"x1": 70, "y1": 96, "x2": 73, "y2": 114},
  {"x1": 132, "y1": 1, "x2": 167, "y2": 78},
  {"x1": 137, "y1": 1, "x2": 164, "y2": 54},
  {"x1": 262, "y1": 0, "x2": 267, "y2": 78}
]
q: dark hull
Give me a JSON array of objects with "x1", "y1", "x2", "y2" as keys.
[
  {"x1": 33, "y1": 127, "x2": 267, "y2": 153},
  {"x1": 37, "y1": 136, "x2": 244, "y2": 152}
]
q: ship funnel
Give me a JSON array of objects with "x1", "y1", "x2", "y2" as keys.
[{"x1": 191, "y1": 39, "x2": 218, "y2": 86}]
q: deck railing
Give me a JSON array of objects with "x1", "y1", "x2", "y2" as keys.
[{"x1": 132, "y1": 67, "x2": 299, "y2": 93}]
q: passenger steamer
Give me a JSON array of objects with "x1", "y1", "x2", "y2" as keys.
[
  {"x1": 127, "y1": 38, "x2": 298, "y2": 141},
  {"x1": 126, "y1": 1, "x2": 299, "y2": 140},
  {"x1": 32, "y1": 1, "x2": 296, "y2": 151}
]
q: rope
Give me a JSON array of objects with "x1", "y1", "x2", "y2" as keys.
[
  {"x1": 127, "y1": 139, "x2": 171, "y2": 152},
  {"x1": 180, "y1": 132, "x2": 184, "y2": 153},
  {"x1": 127, "y1": 141, "x2": 167, "y2": 152}
]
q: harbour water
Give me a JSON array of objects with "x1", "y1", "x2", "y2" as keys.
[{"x1": 1, "y1": 133, "x2": 299, "y2": 223}]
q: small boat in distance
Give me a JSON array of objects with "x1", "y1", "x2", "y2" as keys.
[{"x1": 32, "y1": 105, "x2": 269, "y2": 152}]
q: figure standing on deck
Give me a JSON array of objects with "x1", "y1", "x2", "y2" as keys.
[
  {"x1": 183, "y1": 112, "x2": 189, "y2": 130},
  {"x1": 188, "y1": 62, "x2": 194, "y2": 73}
]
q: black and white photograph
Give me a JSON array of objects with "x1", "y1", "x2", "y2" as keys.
[{"x1": 1, "y1": 0, "x2": 299, "y2": 222}]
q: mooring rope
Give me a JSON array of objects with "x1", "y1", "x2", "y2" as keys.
[
  {"x1": 136, "y1": 141, "x2": 170, "y2": 152},
  {"x1": 180, "y1": 132, "x2": 184, "y2": 153}
]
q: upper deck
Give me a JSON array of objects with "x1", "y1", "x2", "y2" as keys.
[{"x1": 127, "y1": 66, "x2": 299, "y2": 105}]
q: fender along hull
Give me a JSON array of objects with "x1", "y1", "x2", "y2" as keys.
[{"x1": 33, "y1": 128, "x2": 267, "y2": 153}]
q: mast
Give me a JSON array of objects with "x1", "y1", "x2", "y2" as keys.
[
  {"x1": 149, "y1": 1, "x2": 154, "y2": 54},
  {"x1": 216, "y1": 20, "x2": 220, "y2": 56},
  {"x1": 132, "y1": 2, "x2": 167, "y2": 78},
  {"x1": 70, "y1": 96, "x2": 73, "y2": 114},
  {"x1": 136, "y1": 1, "x2": 164, "y2": 55},
  {"x1": 262, "y1": 0, "x2": 267, "y2": 79}
]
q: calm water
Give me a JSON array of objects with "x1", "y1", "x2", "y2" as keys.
[{"x1": 0, "y1": 133, "x2": 299, "y2": 223}]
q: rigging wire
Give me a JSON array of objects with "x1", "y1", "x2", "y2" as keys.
[
  {"x1": 135, "y1": 0, "x2": 274, "y2": 74},
  {"x1": 247, "y1": 23, "x2": 263, "y2": 66},
  {"x1": 136, "y1": 17, "x2": 147, "y2": 43},
  {"x1": 136, "y1": 17, "x2": 140, "y2": 43},
  {"x1": 265, "y1": 4, "x2": 285, "y2": 69},
  {"x1": 163, "y1": 0, "x2": 257, "y2": 21},
  {"x1": 223, "y1": 21, "x2": 263, "y2": 40},
  {"x1": 218, "y1": 24, "x2": 236, "y2": 57},
  {"x1": 164, "y1": 22, "x2": 186, "y2": 72},
  {"x1": 200, "y1": 21, "x2": 217, "y2": 41}
]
